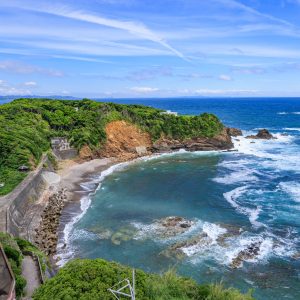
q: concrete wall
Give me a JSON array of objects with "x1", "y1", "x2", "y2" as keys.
[{"x1": 6, "y1": 158, "x2": 53, "y2": 241}]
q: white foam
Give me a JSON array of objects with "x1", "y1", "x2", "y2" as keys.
[
  {"x1": 180, "y1": 222, "x2": 227, "y2": 256},
  {"x1": 223, "y1": 186, "x2": 263, "y2": 228},
  {"x1": 278, "y1": 181, "x2": 300, "y2": 203},
  {"x1": 213, "y1": 169, "x2": 258, "y2": 184},
  {"x1": 202, "y1": 222, "x2": 227, "y2": 242},
  {"x1": 283, "y1": 127, "x2": 300, "y2": 132},
  {"x1": 277, "y1": 112, "x2": 300, "y2": 115}
]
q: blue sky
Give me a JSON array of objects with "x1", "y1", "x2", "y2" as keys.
[{"x1": 1, "y1": 0, "x2": 300, "y2": 97}]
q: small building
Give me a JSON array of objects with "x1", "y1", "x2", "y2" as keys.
[
  {"x1": 18, "y1": 165, "x2": 29, "y2": 172},
  {"x1": 51, "y1": 137, "x2": 78, "y2": 160},
  {"x1": 51, "y1": 137, "x2": 71, "y2": 151}
]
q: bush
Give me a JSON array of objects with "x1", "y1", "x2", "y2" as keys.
[{"x1": 33, "y1": 259, "x2": 254, "y2": 300}]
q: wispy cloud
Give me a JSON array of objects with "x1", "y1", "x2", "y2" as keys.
[
  {"x1": 130, "y1": 86, "x2": 159, "y2": 93},
  {"x1": 218, "y1": 74, "x2": 232, "y2": 81},
  {"x1": 24, "y1": 81, "x2": 37, "y2": 86},
  {"x1": 9, "y1": 3, "x2": 186, "y2": 60},
  {"x1": 0, "y1": 60, "x2": 64, "y2": 77},
  {"x1": 213, "y1": 0, "x2": 293, "y2": 27},
  {"x1": 194, "y1": 88, "x2": 258, "y2": 96}
]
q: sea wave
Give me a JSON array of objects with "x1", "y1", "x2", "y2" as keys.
[
  {"x1": 283, "y1": 127, "x2": 300, "y2": 132},
  {"x1": 278, "y1": 181, "x2": 300, "y2": 203},
  {"x1": 213, "y1": 169, "x2": 258, "y2": 184},
  {"x1": 223, "y1": 186, "x2": 263, "y2": 228},
  {"x1": 277, "y1": 112, "x2": 300, "y2": 115}
]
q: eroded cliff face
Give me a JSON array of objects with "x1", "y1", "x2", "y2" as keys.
[
  {"x1": 79, "y1": 121, "x2": 235, "y2": 161},
  {"x1": 153, "y1": 128, "x2": 233, "y2": 152},
  {"x1": 98, "y1": 120, "x2": 153, "y2": 161}
]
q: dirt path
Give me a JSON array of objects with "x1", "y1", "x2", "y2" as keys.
[{"x1": 21, "y1": 256, "x2": 41, "y2": 299}]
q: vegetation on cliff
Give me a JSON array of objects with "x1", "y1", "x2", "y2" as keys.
[
  {"x1": 0, "y1": 98, "x2": 224, "y2": 195},
  {"x1": 0, "y1": 232, "x2": 47, "y2": 298},
  {"x1": 33, "y1": 258, "x2": 254, "y2": 300}
]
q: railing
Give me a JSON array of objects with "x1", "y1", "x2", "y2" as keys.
[{"x1": 0, "y1": 243, "x2": 16, "y2": 300}]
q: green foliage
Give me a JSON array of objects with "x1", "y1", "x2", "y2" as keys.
[
  {"x1": 0, "y1": 232, "x2": 47, "y2": 297},
  {"x1": 33, "y1": 259, "x2": 254, "y2": 300},
  {"x1": 0, "y1": 98, "x2": 224, "y2": 195}
]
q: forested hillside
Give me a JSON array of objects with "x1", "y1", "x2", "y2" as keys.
[{"x1": 0, "y1": 98, "x2": 223, "y2": 195}]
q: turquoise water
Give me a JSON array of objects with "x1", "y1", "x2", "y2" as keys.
[{"x1": 59, "y1": 98, "x2": 300, "y2": 300}]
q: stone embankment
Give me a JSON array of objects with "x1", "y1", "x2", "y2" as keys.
[{"x1": 35, "y1": 189, "x2": 67, "y2": 256}]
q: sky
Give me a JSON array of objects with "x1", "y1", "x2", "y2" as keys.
[{"x1": 1, "y1": 0, "x2": 300, "y2": 98}]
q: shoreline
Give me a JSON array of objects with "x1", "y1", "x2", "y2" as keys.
[{"x1": 41, "y1": 157, "x2": 117, "y2": 270}]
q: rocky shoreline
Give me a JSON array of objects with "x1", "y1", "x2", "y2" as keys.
[
  {"x1": 35, "y1": 189, "x2": 68, "y2": 256},
  {"x1": 31, "y1": 127, "x2": 278, "y2": 265}
]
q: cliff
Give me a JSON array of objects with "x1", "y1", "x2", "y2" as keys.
[{"x1": 82, "y1": 120, "x2": 234, "y2": 161}]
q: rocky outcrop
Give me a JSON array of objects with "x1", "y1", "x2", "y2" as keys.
[
  {"x1": 98, "y1": 120, "x2": 152, "y2": 161},
  {"x1": 230, "y1": 241, "x2": 262, "y2": 268},
  {"x1": 156, "y1": 216, "x2": 194, "y2": 238},
  {"x1": 35, "y1": 189, "x2": 67, "y2": 256},
  {"x1": 95, "y1": 122, "x2": 235, "y2": 160},
  {"x1": 153, "y1": 128, "x2": 233, "y2": 153},
  {"x1": 246, "y1": 129, "x2": 276, "y2": 140},
  {"x1": 227, "y1": 127, "x2": 243, "y2": 137},
  {"x1": 161, "y1": 232, "x2": 211, "y2": 260}
]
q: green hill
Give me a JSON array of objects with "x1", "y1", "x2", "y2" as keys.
[{"x1": 0, "y1": 98, "x2": 223, "y2": 195}]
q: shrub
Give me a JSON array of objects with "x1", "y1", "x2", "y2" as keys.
[{"x1": 33, "y1": 259, "x2": 254, "y2": 300}]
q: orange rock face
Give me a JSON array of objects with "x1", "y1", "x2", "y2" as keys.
[
  {"x1": 99, "y1": 120, "x2": 152, "y2": 161},
  {"x1": 79, "y1": 145, "x2": 94, "y2": 160}
]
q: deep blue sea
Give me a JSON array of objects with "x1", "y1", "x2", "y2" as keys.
[{"x1": 6, "y1": 97, "x2": 300, "y2": 299}]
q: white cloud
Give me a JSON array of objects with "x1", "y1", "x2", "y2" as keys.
[
  {"x1": 218, "y1": 74, "x2": 232, "y2": 81},
  {"x1": 130, "y1": 86, "x2": 159, "y2": 93},
  {"x1": 24, "y1": 81, "x2": 37, "y2": 86},
  {"x1": 0, "y1": 80, "x2": 32, "y2": 95},
  {"x1": 0, "y1": 60, "x2": 64, "y2": 77},
  {"x1": 10, "y1": 4, "x2": 186, "y2": 60}
]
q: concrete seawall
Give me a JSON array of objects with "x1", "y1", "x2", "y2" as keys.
[{"x1": 0, "y1": 155, "x2": 54, "y2": 242}]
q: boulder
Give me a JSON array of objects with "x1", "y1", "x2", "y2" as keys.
[
  {"x1": 227, "y1": 128, "x2": 243, "y2": 137},
  {"x1": 155, "y1": 216, "x2": 194, "y2": 238},
  {"x1": 230, "y1": 241, "x2": 262, "y2": 268},
  {"x1": 246, "y1": 129, "x2": 276, "y2": 140}
]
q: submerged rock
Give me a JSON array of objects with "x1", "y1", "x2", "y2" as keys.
[
  {"x1": 230, "y1": 241, "x2": 262, "y2": 268},
  {"x1": 88, "y1": 226, "x2": 112, "y2": 240},
  {"x1": 216, "y1": 224, "x2": 243, "y2": 247},
  {"x1": 111, "y1": 226, "x2": 137, "y2": 245},
  {"x1": 246, "y1": 129, "x2": 276, "y2": 140},
  {"x1": 160, "y1": 232, "x2": 212, "y2": 260}
]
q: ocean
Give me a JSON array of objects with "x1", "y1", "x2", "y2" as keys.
[{"x1": 6, "y1": 97, "x2": 300, "y2": 299}]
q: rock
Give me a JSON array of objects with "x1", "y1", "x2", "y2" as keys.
[
  {"x1": 227, "y1": 127, "x2": 243, "y2": 137},
  {"x1": 230, "y1": 241, "x2": 262, "y2": 268},
  {"x1": 160, "y1": 232, "x2": 211, "y2": 260},
  {"x1": 153, "y1": 128, "x2": 234, "y2": 153},
  {"x1": 155, "y1": 216, "x2": 194, "y2": 238},
  {"x1": 88, "y1": 226, "x2": 112, "y2": 240},
  {"x1": 35, "y1": 188, "x2": 68, "y2": 255},
  {"x1": 246, "y1": 129, "x2": 276, "y2": 140},
  {"x1": 111, "y1": 226, "x2": 137, "y2": 245},
  {"x1": 292, "y1": 252, "x2": 300, "y2": 260}
]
